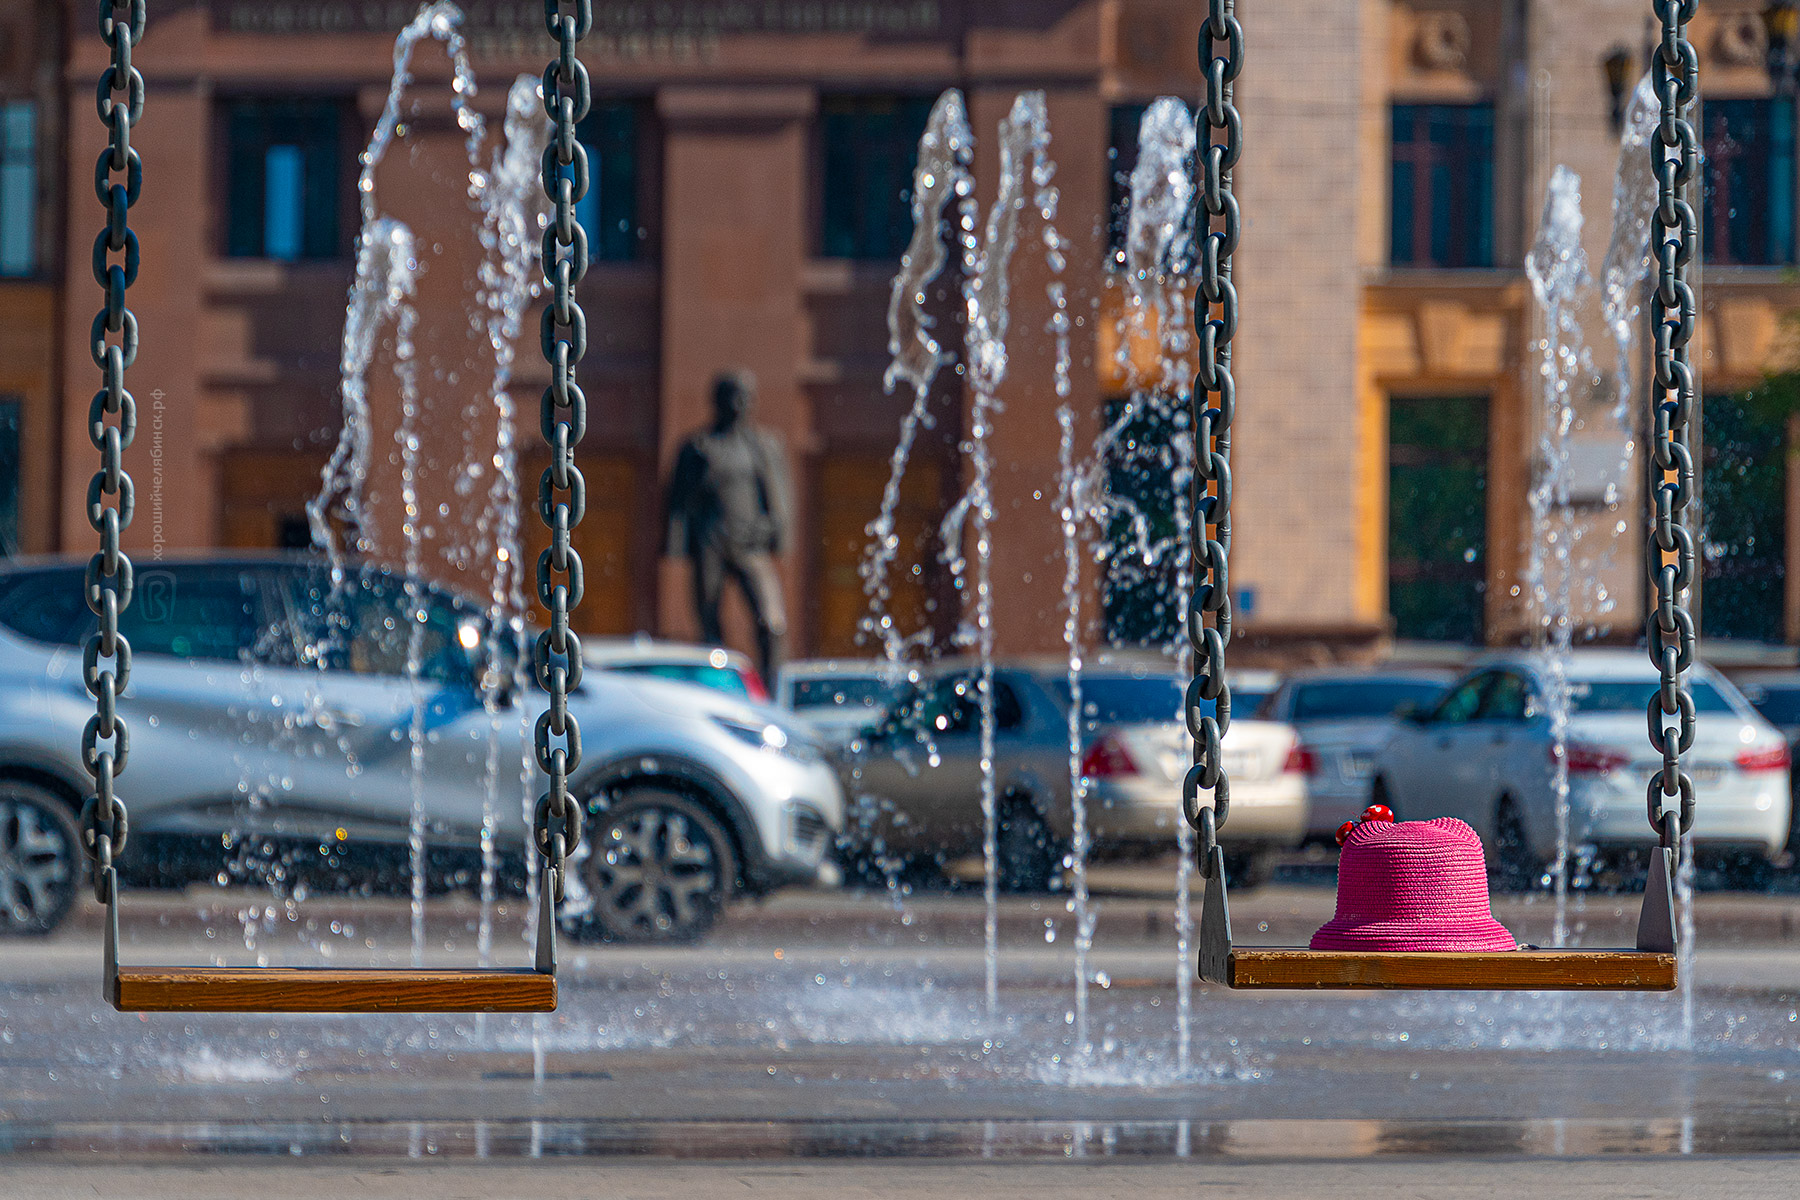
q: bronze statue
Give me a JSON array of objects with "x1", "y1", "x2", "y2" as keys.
[{"x1": 663, "y1": 371, "x2": 792, "y2": 679}]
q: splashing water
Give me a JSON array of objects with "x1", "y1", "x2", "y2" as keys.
[
  {"x1": 864, "y1": 91, "x2": 977, "y2": 664},
  {"x1": 472, "y1": 75, "x2": 552, "y2": 967},
  {"x1": 950, "y1": 92, "x2": 1051, "y2": 1015},
  {"x1": 1524, "y1": 165, "x2": 1592, "y2": 948}
]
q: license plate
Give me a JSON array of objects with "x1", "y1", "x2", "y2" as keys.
[
  {"x1": 1222, "y1": 750, "x2": 1256, "y2": 778},
  {"x1": 1342, "y1": 751, "x2": 1374, "y2": 780},
  {"x1": 1691, "y1": 763, "x2": 1724, "y2": 786}
]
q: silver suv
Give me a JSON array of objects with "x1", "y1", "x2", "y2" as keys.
[{"x1": 0, "y1": 554, "x2": 841, "y2": 943}]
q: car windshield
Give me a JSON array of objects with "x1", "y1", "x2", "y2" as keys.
[
  {"x1": 1568, "y1": 678, "x2": 1737, "y2": 714},
  {"x1": 609, "y1": 661, "x2": 751, "y2": 698},
  {"x1": 790, "y1": 677, "x2": 892, "y2": 711},
  {"x1": 1052, "y1": 675, "x2": 1183, "y2": 727},
  {"x1": 1744, "y1": 685, "x2": 1800, "y2": 728},
  {"x1": 1290, "y1": 679, "x2": 1447, "y2": 721}
]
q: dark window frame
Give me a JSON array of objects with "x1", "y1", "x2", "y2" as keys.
[
  {"x1": 218, "y1": 95, "x2": 356, "y2": 262},
  {"x1": 1390, "y1": 102, "x2": 1496, "y2": 269},
  {"x1": 0, "y1": 100, "x2": 37, "y2": 278},
  {"x1": 1702, "y1": 96, "x2": 1797, "y2": 267},
  {"x1": 577, "y1": 98, "x2": 655, "y2": 263},
  {"x1": 817, "y1": 94, "x2": 937, "y2": 261},
  {"x1": 1388, "y1": 393, "x2": 1490, "y2": 644}
]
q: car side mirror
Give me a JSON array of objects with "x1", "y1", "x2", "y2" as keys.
[{"x1": 1394, "y1": 701, "x2": 1427, "y2": 724}]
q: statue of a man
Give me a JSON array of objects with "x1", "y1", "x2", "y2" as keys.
[{"x1": 663, "y1": 371, "x2": 792, "y2": 679}]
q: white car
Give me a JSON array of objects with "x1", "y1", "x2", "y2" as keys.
[
  {"x1": 1257, "y1": 668, "x2": 1452, "y2": 839},
  {"x1": 1371, "y1": 650, "x2": 1790, "y2": 888},
  {"x1": 0, "y1": 555, "x2": 842, "y2": 942},
  {"x1": 588, "y1": 636, "x2": 768, "y2": 702}
]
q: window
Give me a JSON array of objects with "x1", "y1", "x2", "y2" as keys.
[
  {"x1": 272, "y1": 567, "x2": 481, "y2": 684},
  {"x1": 1479, "y1": 672, "x2": 1533, "y2": 722},
  {"x1": 919, "y1": 675, "x2": 1023, "y2": 736},
  {"x1": 0, "y1": 101, "x2": 35, "y2": 276},
  {"x1": 819, "y1": 96, "x2": 935, "y2": 259},
  {"x1": 1288, "y1": 679, "x2": 1449, "y2": 722},
  {"x1": 1701, "y1": 390, "x2": 1792, "y2": 642},
  {"x1": 223, "y1": 98, "x2": 348, "y2": 260},
  {"x1": 1054, "y1": 674, "x2": 1184, "y2": 734},
  {"x1": 0, "y1": 567, "x2": 85, "y2": 644},
  {"x1": 52, "y1": 568, "x2": 267, "y2": 663},
  {"x1": 1703, "y1": 98, "x2": 1796, "y2": 266},
  {"x1": 1389, "y1": 395, "x2": 1488, "y2": 643},
  {"x1": 337, "y1": 576, "x2": 474, "y2": 685},
  {"x1": 577, "y1": 101, "x2": 646, "y2": 262},
  {"x1": 1430, "y1": 674, "x2": 1490, "y2": 725},
  {"x1": 610, "y1": 662, "x2": 751, "y2": 698},
  {"x1": 1390, "y1": 104, "x2": 1494, "y2": 268},
  {"x1": 0, "y1": 397, "x2": 17, "y2": 556}
]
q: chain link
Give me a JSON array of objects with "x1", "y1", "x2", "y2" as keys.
[
  {"x1": 79, "y1": 0, "x2": 147, "y2": 904},
  {"x1": 533, "y1": 0, "x2": 592, "y2": 904},
  {"x1": 1182, "y1": 0, "x2": 1242, "y2": 876},
  {"x1": 1646, "y1": 0, "x2": 1700, "y2": 851}
]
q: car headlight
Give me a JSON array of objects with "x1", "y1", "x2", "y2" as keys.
[{"x1": 712, "y1": 715, "x2": 823, "y2": 764}]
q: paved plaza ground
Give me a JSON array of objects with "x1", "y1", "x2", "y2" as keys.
[
  {"x1": 5, "y1": 867, "x2": 1800, "y2": 1193},
  {"x1": 7, "y1": 1157, "x2": 1800, "y2": 1199}
]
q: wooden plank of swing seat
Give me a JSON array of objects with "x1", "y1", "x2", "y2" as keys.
[
  {"x1": 112, "y1": 966, "x2": 556, "y2": 1013},
  {"x1": 1223, "y1": 948, "x2": 1676, "y2": 991}
]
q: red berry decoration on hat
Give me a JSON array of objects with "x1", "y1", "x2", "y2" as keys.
[{"x1": 1336, "y1": 804, "x2": 1397, "y2": 846}]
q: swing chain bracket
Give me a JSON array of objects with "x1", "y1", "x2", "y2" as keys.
[
  {"x1": 83, "y1": 0, "x2": 146, "y2": 1002},
  {"x1": 531, "y1": 0, "x2": 596, "y2": 975},
  {"x1": 1181, "y1": 0, "x2": 1243, "y2": 881}
]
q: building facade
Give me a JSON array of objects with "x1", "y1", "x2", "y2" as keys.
[
  {"x1": 1, "y1": 0, "x2": 63, "y2": 560},
  {"x1": 22, "y1": 0, "x2": 1800, "y2": 663}
]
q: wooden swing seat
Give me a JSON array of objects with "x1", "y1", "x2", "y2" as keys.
[
  {"x1": 1215, "y1": 947, "x2": 1675, "y2": 991},
  {"x1": 111, "y1": 965, "x2": 556, "y2": 1013},
  {"x1": 1196, "y1": 843, "x2": 1682, "y2": 992}
]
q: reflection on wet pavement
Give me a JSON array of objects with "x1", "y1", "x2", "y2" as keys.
[{"x1": 4, "y1": 885, "x2": 1800, "y2": 1157}]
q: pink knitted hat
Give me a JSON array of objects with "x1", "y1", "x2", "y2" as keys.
[{"x1": 1310, "y1": 817, "x2": 1517, "y2": 952}]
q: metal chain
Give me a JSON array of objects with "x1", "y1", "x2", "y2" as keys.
[
  {"x1": 1182, "y1": 0, "x2": 1242, "y2": 877},
  {"x1": 533, "y1": 0, "x2": 591, "y2": 905},
  {"x1": 1646, "y1": 0, "x2": 1699, "y2": 853},
  {"x1": 80, "y1": 0, "x2": 146, "y2": 905}
]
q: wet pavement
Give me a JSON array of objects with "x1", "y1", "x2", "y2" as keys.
[{"x1": 5, "y1": 873, "x2": 1800, "y2": 1161}]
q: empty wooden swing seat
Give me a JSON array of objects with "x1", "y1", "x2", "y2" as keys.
[{"x1": 102, "y1": 877, "x2": 562, "y2": 1014}]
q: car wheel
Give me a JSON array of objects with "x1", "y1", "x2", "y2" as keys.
[
  {"x1": 996, "y1": 798, "x2": 1058, "y2": 894},
  {"x1": 1491, "y1": 798, "x2": 1538, "y2": 893},
  {"x1": 1223, "y1": 848, "x2": 1278, "y2": 890},
  {"x1": 0, "y1": 781, "x2": 81, "y2": 937},
  {"x1": 566, "y1": 788, "x2": 736, "y2": 945}
]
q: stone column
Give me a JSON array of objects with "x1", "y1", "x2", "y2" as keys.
[{"x1": 654, "y1": 84, "x2": 815, "y2": 655}]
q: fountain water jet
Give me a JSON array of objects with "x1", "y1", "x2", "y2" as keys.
[{"x1": 952, "y1": 91, "x2": 1052, "y2": 1015}]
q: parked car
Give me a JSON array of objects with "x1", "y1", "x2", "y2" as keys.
[
  {"x1": 1370, "y1": 650, "x2": 1790, "y2": 889},
  {"x1": 0, "y1": 554, "x2": 841, "y2": 943},
  {"x1": 1224, "y1": 668, "x2": 1282, "y2": 721},
  {"x1": 839, "y1": 656, "x2": 1308, "y2": 890},
  {"x1": 588, "y1": 636, "x2": 768, "y2": 701},
  {"x1": 775, "y1": 658, "x2": 910, "y2": 746},
  {"x1": 1737, "y1": 671, "x2": 1800, "y2": 863},
  {"x1": 1257, "y1": 667, "x2": 1453, "y2": 839}
]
